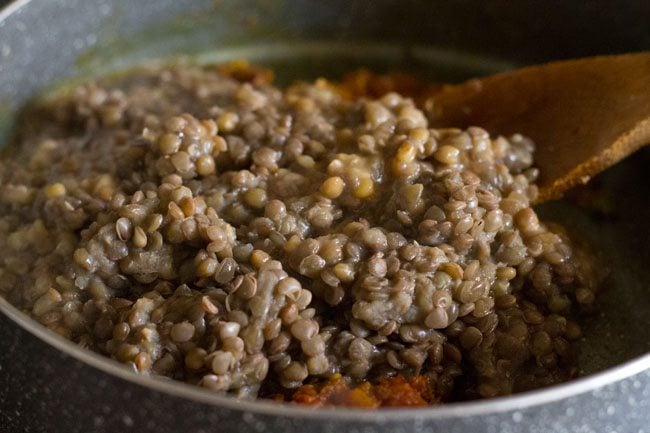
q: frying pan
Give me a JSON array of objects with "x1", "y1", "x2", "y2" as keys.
[{"x1": 1, "y1": 1, "x2": 649, "y2": 432}]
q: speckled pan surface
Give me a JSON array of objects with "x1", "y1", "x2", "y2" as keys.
[{"x1": 0, "y1": 0, "x2": 649, "y2": 432}]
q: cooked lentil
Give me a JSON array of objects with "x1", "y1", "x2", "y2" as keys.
[{"x1": 0, "y1": 64, "x2": 600, "y2": 405}]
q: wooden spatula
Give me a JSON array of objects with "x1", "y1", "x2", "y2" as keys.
[{"x1": 429, "y1": 52, "x2": 650, "y2": 202}]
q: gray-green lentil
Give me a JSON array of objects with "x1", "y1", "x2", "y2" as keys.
[{"x1": 0, "y1": 64, "x2": 600, "y2": 402}]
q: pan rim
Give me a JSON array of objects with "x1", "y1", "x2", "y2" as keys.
[{"x1": 0, "y1": 0, "x2": 29, "y2": 23}]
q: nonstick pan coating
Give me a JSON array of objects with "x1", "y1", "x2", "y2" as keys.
[{"x1": 1, "y1": 1, "x2": 649, "y2": 432}]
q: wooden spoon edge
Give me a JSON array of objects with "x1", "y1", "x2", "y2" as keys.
[{"x1": 536, "y1": 116, "x2": 650, "y2": 202}]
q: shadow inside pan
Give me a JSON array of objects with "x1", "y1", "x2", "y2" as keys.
[{"x1": 537, "y1": 147, "x2": 650, "y2": 374}]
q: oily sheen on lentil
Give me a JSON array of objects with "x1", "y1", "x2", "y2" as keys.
[{"x1": 0, "y1": 65, "x2": 598, "y2": 404}]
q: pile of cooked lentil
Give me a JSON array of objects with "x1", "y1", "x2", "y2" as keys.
[{"x1": 0, "y1": 64, "x2": 600, "y2": 406}]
